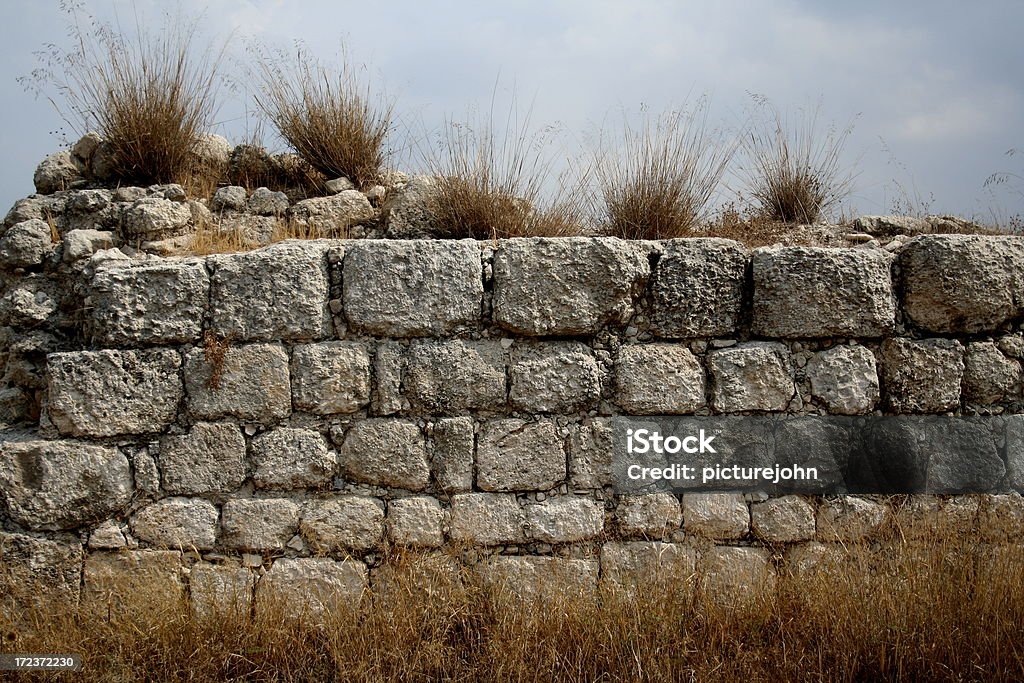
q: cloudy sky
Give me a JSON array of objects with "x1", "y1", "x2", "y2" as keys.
[{"x1": 2, "y1": 0, "x2": 1023, "y2": 223}]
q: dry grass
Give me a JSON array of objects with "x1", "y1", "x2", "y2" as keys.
[
  {"x1": 252, "y1": 45, "x2": 391, "y2": 189},
  {"x1": 593, "y1": 102, "x2": 735, "y2": 240},
  {"x1": 185, "y1": 216, "x2": 342, "y2": 256},
  {"x1": 3, "y1": 533, "x2": 1023, "y2": 682}
]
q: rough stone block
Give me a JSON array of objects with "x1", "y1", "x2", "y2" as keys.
[
  {"x1": 569, "y1": 419, "x2": 613, "y2": 489},
  {"x1": 190, "y1": 563, "x2": 253, "y2": 620},
  {"x1": 980, "y1": 493, "x2": 1024, "y2": 542},
  {"x1": 252, "y1": 427, "x2": 335, "y2": 490},
  {"x1": 477, "y1": 556, "x2": 598, "y2": 602},
  {"x1": 601, "y1": 541, "x2": 697, "y2": 592},
  {"x1": 900, "y1": 235, "x2": 1024, "y2": 333},
  {"x1": 88, "y1": 520, "x2": 127, "y2": 550},
  {"x1": 0, "y1": 532, "x2": 82, "y2": 610},
  {"x1": 431, "y1": 416, "x2": 474, "y2": 492},
  {"x1": 0, "y1": 438, "x2": 132, "y2": 530},
  {"x1": 159, "y1": 423, "x2": 247, "y2": 495},
  {"x1": 185, "y1": 343, "x2": 291, "y2": 423},
  {"x1": 881, "y1": 338, "x2": 963, "y2": 413},
  {"x1": 708, "y1": 342, "x2": 794, "y2": 412},
  {"x1": 817, "y1": 496, "x2": 886, "y2": 541},
  {"x1": 120, "y1": 197, "x2": 192, "y2": 240},
  {"x1": 372, "y1": 342, "x2": 404, "y2": 416},
  {"x1": 299, "y1": 496, "x2": 384, "y2": 552},
  {"x1": 752, "y1": 247, "x2": 895, "y2": 338},
  {"x1": 208, "y1": 241, "x2": 331, "y2": 341},
  {"x1": 616, "y1": 493, "x2": 683, "y2": 539},
  {"x1": 449, "y1": 493, "x2": 526, "y2": 545},
  {"x1": 615, "y1": 344, "x2": 705, "y2": 414},
  {"x1": 288, "y1": 191, "x2": 375, "y2": 234},
  {"x1": 526, "y1": 496, "x2": 604, "y2": 542},
  {"x1": 130, "y1": 497, "x2": 219, "y2": 550},
  {"x1": 343, "y1": 240, "x2": 483, "y2": 336},
  {"x1": 90, "y1": 260, "x2": 208, "y2": 344},
  {"x1": 963, "y1": 342, "x2": 1020, "y2": 404},
  {"x1": 47, "y1": 349, "x2": 183, "y2": 437},
  {"x1": 1007, "y1": 416, "x2": 1024, "y2": 492},
  {"x1": 83, "y1": 550, "x2": 183, "y2": 608},
  {"x1": 492, "y1": 237, "x2": 650, "y2": 335},
  {"x1": 699, "y1": 546, "x2": 776, "y2": 604},
  {"x1": 258, "y1": 557, "x2": 367, "y2": 617},
  {"x1": 682, "y1": 493, "x2": 749, "y2": 540},
  {"x1": 509, "y1": 342, "x2": 602, "y2": 413},
  {"x1": 291, "y1": 342, "x2": 371, "y2": 414},
  {"x1": 805, "y1": 344, "x2": 880, "y2": 415},
  {"x1": 221, "y1": 498, "x2": 300, "y2": 551},
  {"x1": 751, "y1": 495, "x2": 815, "y2": 543},
  {"x1": 337, "y1": 419, "x2": 429, "y2": 490},
  {"x1": 0, "y1": 219, "x2": 54, "y2": 268},
  {"x1": 405, "y1": 340, "x2": 507, "y2": 414},
  {"x1": 477, "y1": 419, "x2": 566, "y2": 492},
  {"x1": 651, "y1": 238, "x2": 747, "y2": 338},
  {"x1": 387, "y1": 496, "x2": 445, "y2": 547}
]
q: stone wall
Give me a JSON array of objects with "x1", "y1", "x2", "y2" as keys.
[{"x1": 2, "y1": 220, "x2": 1024, "y2": 613}]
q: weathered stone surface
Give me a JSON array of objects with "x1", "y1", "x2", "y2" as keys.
[
  {"x1": 924, "y1": 420, "x2": 1005, "y2": 493},
  {"x1": 753, "y1": 247, "x2": 895, "y2": 338},
  {"x1": 221, "y1": 499, "x2": 300, "y2": 551},
  {"x1": 258, "y1": 557, "x2": 367, "y2": 616},
  {"x1": 784, "y1": 541, "x2": 851, "y2": 579},
  {"x1": 184, "y1": 343, "x2": 291, "y2": 423},
  {"x1": 387, "y1": 496, "x2": 445, "y2": 547},
  {"x1": 247, "y1": 187, "x2": 289, "y2": 216},
  {"x1": 208, "y1": 242, "x2": 331, "y2": 341},
  {"x1": 601, "y1": 541, "x2": 697, "y2": 592},
  {"x1": 191, "y1": 133, "x2": 231, "y2": 172},
  {"x1": 817, "y1": 496, "x2": 886, "y2": 541},
  {"x1": 405, "y1": 340, "x2": 507, "y2": 413},
  {"x1": 980, "y1": 493, "x2": 1024, "y2": 541},
  {"x1": 63, "y1": 228, "x2": 114, "y2": 262},
  {"x1": 211, "y1": 186, "x2": 246, "y2": 212},
  {"x1": 380, "y1": 175, "x2": 442, "y2": 238},
  {"x1": 510, "y1": 342, "x2": 601, "y2": 413},
  {"x1": 854, "y1": 215, "x2": 932, "y2": 236},
  {"x1": 805, "y1": 344, "x2": 880, "y2": 415},
  {"x1": 83, "y1": 550, "x2": 183, "y2": 607},
  {"x1": 0, "y1": 386, "x2": 28, "y2": 425},
  {"x1": 431, "y1": 416, "x2": 474, "y2": 492},
  {"x1": 569, "y1": 419, "x2": 613, "y2": 489},
  {"x1": 616, "y1": 493, "x2": 683, "y2": 539},
  {"x1": 291, "y1": 342, "x2": 371, "y2": 414},
  {"x1": 343, "y1": 240, "x2": 482, "y2": 336},
  {"x1": 130, "y1": 498, "x2": 219, "y2": 550},
  {"x1": 88, "y1": 520, "x2": 127, "y2": 550},
  {"x1": 289, "y1": 191, "x2": 375, "y2": 235},
  {"x1": 477, "y1": 556, "x2": 598, "y2": 602},
  {"x1": 325, "y1": 177, "x2": 355, "y2": 194},
  {"x1": 700, "y1": 546, "x2": 775, "y2": 604},
  {"x1": 493, "y1": 238, "x2": 650, "y2": 335},
  {"x1": 372, "y1": 341, "x2": 404, "y2": 416},
  {"x1": 708, "y1": 342, "x2": 794, "y2": 412},
  {"x1": 477, "y1": 419, "x2": 566, "y2": 491},
  {"x1": 0, "y1": 532, "x2": 82, "y2": 609},
  {"x1": 449, "y1": 493, "x2": 526, "y2": 545},
  {"x1": 0, "y1": 277, "x2": 58, "y2": 327},
  {"x1": 963, "y1": 342, "x2": 1020, "y2": 404},
  {"x1": 0, "y1": 219, "x2": 53, "y2": 268},
  {"x1": 900, "y1": 235, "x2": 1024, "y2": 334},
  {"x1": 616, "y1": 344, "x2": 705, "y2": 414},
  {"x1": 47, "y1": 348, "x2": 182, "y2": 437},
  {"x1": 160, "y1": 423, "x2": 247, "y2": 495},
  {"x1": 299, "y1": 496, "x2": 384, "y2": 552},
  {"x1": 682, "y1": 493, "x2": 749, "y2": 539},
  {"x1": 881, "y1": 338, "x2": 963, "y2": 413},
  {"x1": 751, "y1": 495, "x2": 815, "y2": 543},
  {"x1": 337, "y1": 419, "x2": 429, "y2": 490},
  {"x1": 252, "y1": 427, "x2": 335, "y2": 490},
  {"x1": 651, "y1": 238, "x2": 747, "y2": 338},
  {"x1": 34, "y1": 151, "x2": 81, "y2": 194},
  {"x1": 1007, "y1": 416, "x2": 1024, "y2": 492},
  {"x1": 90, "y1": 260, "x2": 208, "y2": 344},
  {"x1": 121, "y1": 197, "x2": 193, "y2": 240},
  {"x1": 190, "y1": 563, "x2": 253, "y2": 620},
  {"x1": 526, "y1": 496, "x2": 604, "y2": 542}
]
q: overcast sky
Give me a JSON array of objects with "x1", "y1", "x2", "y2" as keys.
[{"x1": 2, "y1": 0, "x2": 1023, "y2": 223}]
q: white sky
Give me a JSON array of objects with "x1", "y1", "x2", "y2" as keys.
[{"x1": 2, "y1": 0, "x2": 1023, "y2": 224}]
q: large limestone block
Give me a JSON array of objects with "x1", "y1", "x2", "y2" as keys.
[
  {"x1": 600, "y1": 541, "x2": 697, "y2": 593},
  {"x1": 121, "y1": 197, "x2": 192, "y2": 240},
  {"x1": 699, "y1": 546, "x2": 776, "y2": 605},
  {"x1": 258, "y1": 557, "x2": 368, "y2": 617},
  {"x1": 708, "y1": 342, "x2": 794, "y2": 412},
  {"x1": 615, "y1": 344, "x2": 705, "y2": 414},
  {"x1": 509, "y1": 342, "x2": 602, "y2": 413},
  {"x1": 0, "y1": 532, "x2": 82, "y2": 610},
  {"x1": 184, "y1": 343, "x2": 291, "y2": 423},
  {"x1": 337, "y1": 419, "x2": 429, "y2": 490},
  {"x1": 130, "y1": 497, "x2": 219, "y2": 550},
  {"x1": 431, "y1": 416, "x2": 475, "y2": 492},
  {"x1": 881, "y1": 338, "x2": 963, "y2": 413},
  {"x1": 477, "y1": 556, "x2": 599, "y2": 602},
  {"x1": 190, "y1": 563, "x2": 253, "y2": 621},
  {"x1": 83, "y1": 550, "x2": 184, "y2": 608},
  {"x1": 47, "y1": 349, "x2": 183, "y2": 437},
  {"x1": 288, "y1": 191, "x2": 375, "y2": 234},
  {"x1": 449, "y1": 493, "x2": 526, "y2": 545},
  {"x1": 477, "y1": 418, "x2": 567, "y2": 492},
  {"x1": 405, "y1": 340, "x2": 507, "y2": 413},
  {"x1": 569, "y1": 419, "x2": 613, "y2": 489},
  {"x1": 526, "y1": 496, "x2": 604, "y2": 542},
  {"x1": 159, "y1": 423, "x2": 247, "y2": 495},
  {"x1": 751, "y1": 495, "x2": 815, "y2": 543},
  {"x1": 290, "y1": 342, "x2": 371, "y2": 414},
  {"x1": 816, "y1": 496, "x2": 886, "y2": 541},
  {"x1": 0, "y1": 219, "x2": 54, "y2": 268},
  {"x1": 387, "y1": 496, "x2": 445, "y2": 547},
  {"x1": 251, "y1": 427, "x2": 335, "y2": 490},
  {"x1": 221, "y1": 498, "x2": 300, "y2": 551},
  {"x1": 805, "y1": 344, "x2": 880, "y2": 415},
  {"x1": 615, "y1": 493, "x2": 683, "y2": 539},
  {"x1": 299, "y1": 496, "x2": 385, "y2": 552},
  {"x1": 682, "y1": 493, "x2": 749, "y2": 540},
  {"x1": 492, "y1": 237, "x2": 650, "y2": 335}
]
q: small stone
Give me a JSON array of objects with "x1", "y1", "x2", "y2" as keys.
[
  {"x1": 211, "y1": 186, "x2": 247, "y2": 212},
  {"x1": 0, "y1": 219, "x2": 54, "y2": 268},
  {"x1": 247, "y1": 187, "x2": 289, "y2": 215},
  {"x1": 325, "y1": 177, "x2": 355, "y2": 194}
]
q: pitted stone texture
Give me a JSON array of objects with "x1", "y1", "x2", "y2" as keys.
[
  {"x1": 34, "y1": 151, "x2": 81, "y2": 194},
  {"x1": 343, "y1": 240, "x2": 483, "y2": 337},
  {"x1": 63, "y1": 229, "x2": 114, "y2": 263},
  {"x1": 616, "y1": 493, "x2": 683, "y2": 539},
  {"x1": 0, "y1": 277, "x2": 58, "y2": 328},
  {"x1": 900, "y1": 235, "x2": 1024, "y2": 334},
  {"x1": 708, "y1": 342, "x2": 794, "y2": 412},
  {"x1": 252, "y1": 427, "x2": 335, "y2": 490},
  {"x1": 405, "y1": 340, "x2": 507, "y2": 414},
  {"x1": 379, "y1": 175, "x2": 441, "y2": 238},
  {"x1": 211, "y1": 186, "x2": 247, "y2": 212},
  {"x1": 299, "y1": 496, "x2": 384, "y2": 552},
  {"x1": 601, "y1": 541, "x2": 697, "y2": 592},
  {"x1": 208, "y1": 242, "x2": 331, "y2": 341},
  {"x1": 682, "y1": 493, "x2": 749, "y2": 540},
  {"x1": 289, "y1": 191, "x2": 375, "y2": 235},
  {"x1": 160, "y1": 423, "x2": 247, "y2": 495},
  {"x1": 700, "y1": 546, "x2": 776, "y2": 604},
  {"x1": 753, "y1": 247, "x2": 895, "y2": 338},
  {"x1": 221, "y1": 499, "x2": 300, "y2": 551},
  {"x1": 651, "y1": 238, "x2": 747, "y2": 338},
  {"x1": 185, "y1": 343, "x2": 291, "y2": 423},
  {"x1": 90, "y1": 260, "x2": 208, "y2": 344},
  {"x1": 47, "y1": 349, "x2": 182, "y2": 437},
  {"x1": 290, "y1": 342, "x2": 371, "y2": 414},
  {"x1": 510, "y1": 342, "x2": 601, "y2": 413},
  {"x1": 0, "y1": 219, "x2": 54, "y2": 268},
  {"x1": 477, "y1": 419, "x2": 567, "y2": 492},
  {"x1": 190, "y1": 563, "x2": 253, "y2": 620},
  {"x1": 372, "y1": 342, "x2": 404, "y2": 416},
  {"x1": 387, "y1": 496, "x2": 445, "y2": 547},
  {"x1": 615, "y1": 344, "x2": 705, "y2": 415},
  {"x1": 477, "y1": 556, "x2": 599, "y2": 602},
  {"x1": 337, "y1": 419, "x2": 429, "y2": 490},
  {"x1": 805, "y1": 344, "x2": 880, "y2": 415},
  {"x1": 963, "y1": 342, "x2": 1020, "y2": 404},
  {"x1": 431, "y1": 416, "x2": 474, "y2": 492},
  {"x1": 258, "y1": 557, "x2": 368, "y2": 616},
  {"x1": 0, "y1": 440, "x2": 132, "y2": 532},
  {"x1": 0, "y1": 533, "x2": 82, "y2": 609},
  {"x1": 121, "y1": 197, "x2": 193, "y2": 240},
  {"x1": 130, "y1": 498, "x2": 219, "y2": 550},
  {"x1": 751, "y1": 495, "x2": 815, "y2": 543},
  {"x1": 83, "y1": 551, "x2": 183, "y2": 607},
  {"x1": 247, "y1": 187, "x2": 289, "y2": 216},
  {"x1": 449, "y1": 493, "x2": 526, "y2": 545},
  {"x1": 526, "y1": 496, "x2": 604, "y2": 543},
  {"x1": 88, "y1": 520, "x2": 128, "y2": 550},
  {"x1": 817, "y1": 496, "x2": 886, "y2": 541},
  {"x1": 493, "y1": 237, "x2": 650, "y2": 336},
  {"x1": 569, "y1": 419, "x2": 613, "y2": 489},
  {"x1": 1007, "y1": 416, "x2": 1024, "y2": 492},
  {"x1": 881, "y1": 338, "x2": 964, "y2": 413}
]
